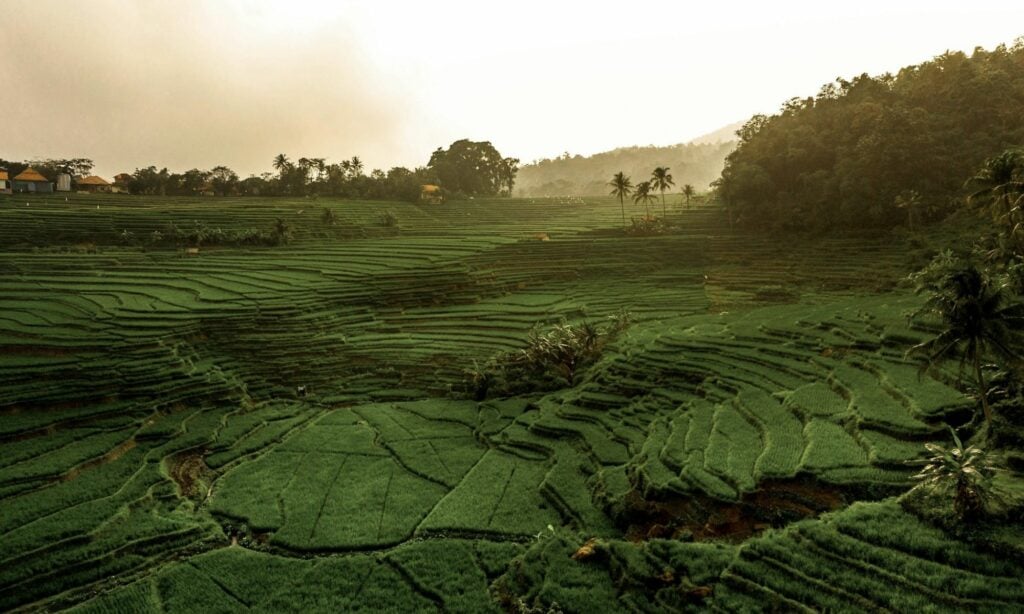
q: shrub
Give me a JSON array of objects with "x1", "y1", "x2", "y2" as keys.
[
  {"x1": 272, "y1": 218, "x2": 293, "y2": 245},
  {"x1": 379, "y1": 210, "x2": 398, "y2": 227},
  {"x1": 463, "y1": 312, "x2": 630, "y2": 399},
  {"x1": 320, "y1": 207, "x2": 338, "y2": 226},
  {"x1": 905, "y1": 427, "x2": 1003, "y2": 524},
  {"x1": 625, "y1": 215, "x2": 669, "y2": 236}
]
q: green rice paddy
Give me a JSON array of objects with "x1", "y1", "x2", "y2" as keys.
[{"x1": 1, "y1": 193, "x2": 1020, "y2": 612}]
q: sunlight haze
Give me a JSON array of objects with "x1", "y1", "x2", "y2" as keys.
[{"x1": 1, "y1": 0, "x2": 1022, "y2": 177}]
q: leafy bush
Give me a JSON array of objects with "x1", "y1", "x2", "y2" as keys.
[
  {"x1": 625, "y1": 215, "x2": 670, "y2": 236},
  {"x1": 379, "y1": 210, "x2": 398, "y2": 227},
  {"x1": 272, "y1": 218, "x2": 293, "y2": 245},
  {"x1": 905, "y1": 427, "x2": 1003, "y2": 524},
  {"x1": 124, "y1": 220, "x2": 284, "y2": 247},
  {"x1": 320, "y1": 207, "x2": 338, "y2": 226},
  {"x1": 463, "y1": 312, "x2": 630, "y2": 399}
]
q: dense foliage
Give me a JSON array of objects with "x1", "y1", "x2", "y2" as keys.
[
  {"x1": 908, "y1": 256, "x2": 1024, "y2": 424},
  {"x1": 3, "y1": 140, "x2": 519, "y2": 203},
  {"x1": 908, "y1": 428, "x2": 1002, "y2": 522},
  {"x1": 428, "y1": 139, "x2": 519, "y2": 197},
  {"x1": 465, "y1": 314, "x2": 629, "y2": 399},
  {"x1": 714, "y1": 40, "x2": 1024, "y2": 231},
  {"x1": 0, "y1": 157, "x2": 94, "y2": 179}
]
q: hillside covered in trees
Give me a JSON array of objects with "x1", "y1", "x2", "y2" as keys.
[
  {"x1": 516, "y1": 140, "x2": 735, "y2": 197},
  {"x1": 714, "y1": 40, "x2": 1024, "y2": 231}
]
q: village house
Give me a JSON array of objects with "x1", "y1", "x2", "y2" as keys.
[
  {"x1": 76, "y1": 175, "x2": 112, "y2": 193},
  {"x1": 0, "y1": 170, "x2": 11, "y2": 195},
  {"x1": 112, "y1": 173, "x2": 132, "y2": 193},
  {"x1": 12, "y1": 167, "x2": 53, "y2": 193},
  {"x1": 420, "y1": 184, "x2": 443, "y2": 204}
]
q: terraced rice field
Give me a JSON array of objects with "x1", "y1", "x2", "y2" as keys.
[{"x1": 1, "y1": 193, "x2": 1020, "y2": 612}]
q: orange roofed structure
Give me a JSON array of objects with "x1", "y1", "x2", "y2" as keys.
[
  {"x1": 76, "y1": 175, "x2": 112, "y2": 193},
  {"x1": 12, "y1": 168, "x2": 53, "y2": 193}
]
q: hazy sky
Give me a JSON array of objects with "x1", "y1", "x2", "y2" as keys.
[{"x1": 2, "y1": 1, "x2": 1022, "y2": 178}]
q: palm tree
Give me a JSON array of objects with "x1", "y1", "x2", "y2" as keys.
[
  {"x1": 966, "y1": 150, "x2": 1024, "y2": 254},
  {"x1": 273, "y1": 154, "x2": 291, "y2": 179},
  {"x1": 310, "y1": 158, "x2": 327, "y2": 183},
  {"x1": 894, "y1": 189, "x2": 922, "y2": 231},
  {"x1": 682, "y1": 184, "x2": 695, "y2": 208},
  {"x1": 909, "y1": 262, "x2": 1024, "y2": 425},
  {"x1": 296, "y1": 157, "x2": 311, "y2": 183},
  {"x1": 966, "y1": 150, "x2": 1024, "y2": 217},
  {"x1": 608, "y1": 172, "x2": 633, "y2": 229},
  {"x1": 651, "y1": 167, "x2": 674, "y2": 217},
  {"x1": 633, "y1": 181, "x2": 657, "y2": 218},
  {"x1": 350, "y1": 156, "x2": 364, "y2": 177}
]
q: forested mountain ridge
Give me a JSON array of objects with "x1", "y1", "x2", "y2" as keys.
[
  {"x1": 515, "y1": 139, "x2": 735, "y2": 197},
  {"x1": 715, "y1": 40, "x2": 1024, "y2": 231}
]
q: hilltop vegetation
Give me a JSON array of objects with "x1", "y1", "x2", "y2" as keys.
[
  {"x1": 715, "y1": 39, "x2": 1024, "y2": 231},
  {"x1": 516, "y1": 141, "x2": 734, "y2": 197}
]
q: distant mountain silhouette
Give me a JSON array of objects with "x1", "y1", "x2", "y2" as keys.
[
  {"x1": 516, "y1": 123, "x2": 739, "y2": 197},
  {"x1": 686, "y1": 121, "x2": 744, "y2": 145}
]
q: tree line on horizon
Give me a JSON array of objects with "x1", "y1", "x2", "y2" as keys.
[
  {"x1": 1, "y1": 140, "x2": 519, "y2": 202},
  {"x1": 0, "y1": 158, "x2": 95, "y2": 181},
  {"x1": 714, "y1": 39, "x2": 1024, "y2": 232}
]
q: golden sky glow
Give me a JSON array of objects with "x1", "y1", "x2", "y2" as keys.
[{"x1": 1, "y1": 0, "x2": 1022, "y2": 178}]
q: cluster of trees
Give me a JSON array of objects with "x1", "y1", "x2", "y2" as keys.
[
  {"x1": 890, "y1": 150, "x2": 1024, "y2": 525},
  {"x1": 3, "y1": 139, "x2": 520, "y2": 203},
  {"x1": 908, "y1": 148, "x2": 1024, "y2": 432},
  {"x1": 608, "y1": 167, "x2": 696, "y2": 230},
  {"x1": 714, "y1": 40, "x2": 1024, "y2": 231},
  {"x1": 122, "y1": 156, "x2": 435, "y2": 200},
  {"x1": 120, "y1": 139, "x2": 518, "y2": 201},
  {"x1": 125, "y1": 166, "x2": 233, "y2": 196},
  {"x1": 428, "y1": 139, "x2": 519, "y2": 197},
  {"x1": 0, "y1": 158, "x2": 94, "y2": 179},
  {"x1": 516, "y1": 141, "x2": 733, "y2": 197}
]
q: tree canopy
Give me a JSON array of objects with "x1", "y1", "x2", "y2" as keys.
[
  {"x1": 714, "y1": 40, "x2": 1024, "y2": 231},
  {"x1": 427, "y1": 139, "x2": 513, "y2": 197},
  {"x1": 0, "y1": 158, "x2": 93, "y2": 179}
]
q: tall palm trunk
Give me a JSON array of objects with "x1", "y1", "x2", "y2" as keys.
[
  {"x1": 973, "y1": 351, "x2": 992, "y2": 424},
  {"x1": 661, "y1": 191, "x2": 666, "y2": 217},
  {"x1": 620, "y1": 195, "x2": 625, "y2": 229}
]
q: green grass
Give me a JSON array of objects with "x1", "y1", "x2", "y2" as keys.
[{"x1": 1, "y1": 193, "x2": 1016, "y2": 612}]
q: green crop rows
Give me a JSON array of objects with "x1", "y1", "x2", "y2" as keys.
[{"x1": 1, "y1": 193, "x2": 1019, "y2": 611}]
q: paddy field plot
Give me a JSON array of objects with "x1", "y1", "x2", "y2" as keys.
[{"x1": 1, "y1": 193, "x2": 1018, "y2": 612}]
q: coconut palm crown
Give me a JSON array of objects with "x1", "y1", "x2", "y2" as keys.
[
  {"x1": 909, "y1": 260, "x2": 1024, "y2": 424},
  {"x1": 608, "y1": 172, "x2": 633, "y2": 229},
  {"x1": 651, "y1": 166, "x2": 674, "y2": 217}
]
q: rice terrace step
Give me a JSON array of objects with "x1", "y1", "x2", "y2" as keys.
[{"x1": 3, "y1": 6, "x2": 1024, "y2": 612}]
